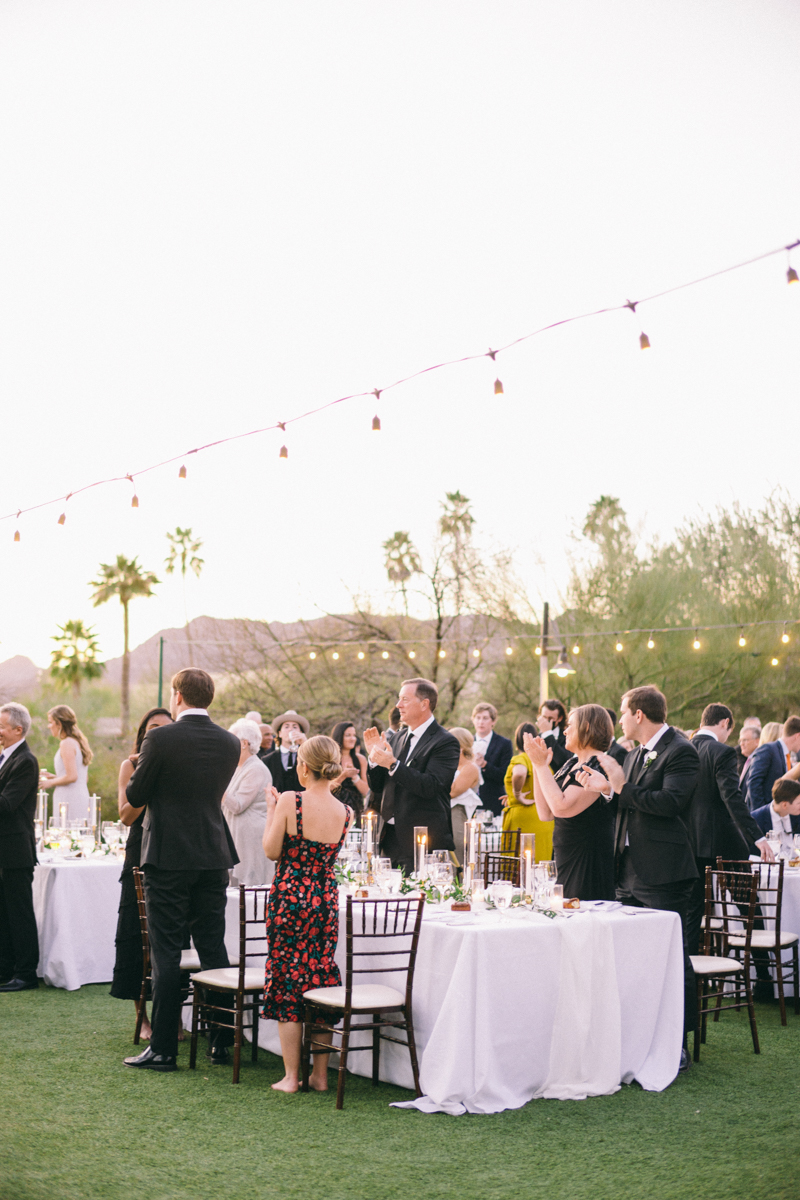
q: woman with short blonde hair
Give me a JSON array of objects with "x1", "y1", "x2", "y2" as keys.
[{"x1": 40, "y1": 704, "x2": 93, "y2": 822}]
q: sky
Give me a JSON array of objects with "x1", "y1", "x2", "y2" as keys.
[{"x1": 0, "y1": 0, "x2": 798, "y2": 670}]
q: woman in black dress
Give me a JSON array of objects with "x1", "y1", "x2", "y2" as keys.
[
  {"x1": 329, "y1": 721, "x2": 368, "y2": 827},
  {"x1": 524, "y1": 704, "x2": 615, "y2": 901},
  {"x1": 109, "y1": 707, "x2": 173, "y2": 1037}
]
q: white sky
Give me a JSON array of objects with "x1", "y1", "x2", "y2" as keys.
[{"x1": 1, "y1": 0, "x2": 798, "y2": 669}]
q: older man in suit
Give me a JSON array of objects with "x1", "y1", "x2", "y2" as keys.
[
  {"x1": 578, "y1": 684, "x2": 700, "y2": 1073},
  {"x1": 745, "y1": 716, "x2": 800, "y2": 810},
  {"x1": 684, "y1": 703, "x2": 773, "y2": 957},
  {"x1": 364, "y1": 678, "x2": 460, "y2": 874},
  {"x1": 0, "y1": 703, "x2": 40, "y2": 993},
  {"x1": 123, "y1": 668, "x2": 240, "y2": 1072}
]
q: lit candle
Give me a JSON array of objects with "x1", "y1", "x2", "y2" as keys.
[
  {"x1": 37, "y1": 789, "x2": 48, "y2": 827},
  {"x1": 519, "y1": 832, "x2": 536, "y2": 903},
  {"x1": 362, "y1": 810, "x2": 377, "y2": 882},
  {"x1": 414, "y1": 827, "x2": 428, "y2": 878},
  {"x1": 525, "y1": 849, "x2": 532, "y2": 898},
  {"x1": 59, "y1": 802, "x2": 68, "y2": 828}
]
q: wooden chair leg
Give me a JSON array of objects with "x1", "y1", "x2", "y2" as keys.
[
  {"x1": 743, "y1": 971, "x2": 760, "y2": 1054},
  {"x1": 712, "y1": 978, "x2": 725, "y2": 1022},
  {"x1": 693, "y1": 980, "x2": 704, "y2": 1063},
  {"x1": 336, "y1": 1015, "x2": 351, "y2": 1110},
  {"x1": 793, "y1": 944, "x2": 800, "y2": 1016},
  {"x1": 189, "y1": 988, "x2": 201, "y2": 1069},
  {"x1": 300, "y1": 1008, "x2": 311, "y2": 1093},
  {"x1": 251, "y1": 999, "x2": 259, "y2": 1063},
  {"x1": 372, "y1": 1013, "x2": 381, "y2": 1086},
  {"x1": 404, "y1": 1005, "x2": 422, "y2": 1097},
  {"x1": 232, "y1": 993, "x2": 243, "y2": 1084},
  {"x1": 133, "y1": 990, "x2": 146, "y2": 1045},
  {"x1": 774, "y1": 948, "x2": 787, "y2": 1026}
]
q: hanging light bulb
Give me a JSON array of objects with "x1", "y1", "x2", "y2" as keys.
[
  {"x1": 357, "y1": 651, "x2": 365, "y2": 660},
  {"x1": 505, "y1": 646, "x2": 513, "y2": 656},
  {"x1": 13, "y1": 530, "x2": 20, "y2": 543},
  {"x1": 572, "y1": 644, "x2": 580, "y2": 656},
  {"x1": 771, "y1": 657, "x2": 780, "y2": 667},
  {"x1": 781, "y1": 626, "x2": 790, "y2": 644},
  {"x1": 549, "y1": 648, "x2": 576, "y2": 678},
  {"x1": 309, "y1": 651, "x2": 316, "y2": 660},
  {"x1": 788, "y1": 267, "x2": 799, "y2": 284},
  {"x1": 639, "y1": 332, "x2": 651, "y2": 350},
  {"x1": 534, "y1": 646, "x2": 542, "y2": 656},
  {"x1": 279, "y1": 445, "x2": 288, "y2": 460},
  {"x1": 408, "y1": 650, "x2": 416, "y2": 660},
  {"x1": 131, "y1": 494, "x2": 139, "y2": 508},
  {"x1": 179, "y1": 465, "x2": 187, "y2": 479},
  {"x1": 372, "y1": 415, "x2": 381, "y2": 431},
  {"x1": 693, "y1": 633, "x2": 701, "y2": 651},
  {"x1": 332, "y1": 652, "x2": 340, "y2": 661},
  {"x1": 494, "y1": 378, "x2": 504, "y2": 396},
  {"x1": 615, "y1": 641, "x2": 624, "y2": 652},
  {"x1": 381, "y1": 650, "x2": 389, "y2": 659},
  {"x1": 647, "y1": 636, "x2": 655, "y2": 649},
  {"x1": 438, "y1": 650, "x2": 446, "y2": 659},
  {"x1": 472, "y1": 648, "x2": 480, "y2": 658},
  {"x1": 57, "y1": 512, "x2": 66, "y2": 526},
  {"x1": 738, "y1": 630, "x2": 746, "y2": 648}
]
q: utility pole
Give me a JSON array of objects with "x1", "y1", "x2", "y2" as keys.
[
  {"x1": 539, "y1": 602, "x2": 549, "y2": 708},
  {"x1": 157, "y1": 636, "x2": 164, "y2": 707}
]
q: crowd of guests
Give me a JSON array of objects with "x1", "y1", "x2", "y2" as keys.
[{"x1": 2, "y1": 670, "x2": 799, "y2": 1086}]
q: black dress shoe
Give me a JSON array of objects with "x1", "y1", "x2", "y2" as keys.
[
  {"x1": 678, "y1": 1048, "x2": 691, "y2": 1074},
  {"x1": 206, "y1": 1045, "x2": 230, "y2": 1065},
  {"x1": 124, "y1": 1046, "x2": 177, "y2": 1072},
  {"x1": 0, "y1": 977, "x2": 39, "y2": 993}
]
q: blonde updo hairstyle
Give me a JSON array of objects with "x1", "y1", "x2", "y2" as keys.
[
  {"x1": 448, "y1": 727, "x2": 475, "y2": 757},
  {"x1": 298, "y1": 734, "x2": 342, "y2": 781}
]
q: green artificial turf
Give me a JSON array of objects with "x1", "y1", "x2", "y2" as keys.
[{"x1": 0, "y1": 984, "x2": 794, "y2": 1200}]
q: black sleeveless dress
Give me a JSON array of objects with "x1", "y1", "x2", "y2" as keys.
[
  {"x1": 552, "y1": 754, "x2": 615, "y2": 901},
  {"x1": 109, "y1": 809, "x2": 145, "y2": 1001}
]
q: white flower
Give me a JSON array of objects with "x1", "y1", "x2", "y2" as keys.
[{"x1": 643, "y1": 751, "x2": 658, "y2": 768}]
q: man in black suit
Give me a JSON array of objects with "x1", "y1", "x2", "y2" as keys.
[
  {"x1": 745, "y1": 716, "x2": 800, "y2": 811},
  {"x1": 0, "y1": 703, "x2": 40, "y2": 993},
  {"x1": 364, "y1": 678, "x2": 460, "y2": 873},
  {"x1": 605, "y1": 709, "x2": 629, "y2": 768},
  {"x1": 537, "y1": 699, "x2": 571, "y2": 773},
  {"x1": 578, "y1": 685, "x2": 700, "y2": 1070},
  {"x1": 471, "y1": 702, "x2": 512, "y2": 818},
  {"x1": 684, "y1": 704, "x2": 772, "y2": 957},
  {"x1": 263, "y1": 710, "x2": 310, "y2": 792},
  {"x1": 123, "y1": 668, "x2": 241, "y2": 1072}
]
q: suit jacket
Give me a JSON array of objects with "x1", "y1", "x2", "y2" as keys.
[
  {"x1": 745, "y1": 741, "x2": 789, "y2": 811},
  {"x1": 0, "y1": 742, "x2": 39, "y2": 869},
  {"x1": 367, "y1": 720, "x2": 460, "y2": 862},
  {"x1": 686, "y1": 734, "x2": 764, "y2": 860},
  {"x1": 263, "y1": 747, "x2": 302, "y2": 793},
  {"x1": 607, "y1": 739, "x2": 628, "y2": 768},
  {"x1": 126, "y1": 714, "x2": 240, "y2": 871},
  {"x1": 544, "y1": 727, "x2": 571, "y2": 774},
  {"x1": 477, "y1": 731, "x2": 513, "y2": 816},
  {"x1": 751, "y1": 803, "x2": 800, "y2": 837},
  {"x1": 614, "y1": 727, "x2": 699, "y2": 886}
]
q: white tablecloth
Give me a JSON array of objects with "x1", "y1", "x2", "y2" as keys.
[
  {"x1": 212, "y1": 891, "x2": 683, "y2": 1113},
  {"x1": 33, "y1": 858, "x2": 122, "y2": 990}
]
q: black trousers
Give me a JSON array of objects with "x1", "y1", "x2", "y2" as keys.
[
  {"x1": 617, "y1": 850, "x2": 696, "y2": 1034},
  {"x1": 144, "y1": 865, "x2": 233, "y2": 1058},
  {"x1": 0, "y1": 867, "x2": 39, "y2": 982},
  {"x1": 380, "y1": 825, "x2": 414, "y2": 876}
]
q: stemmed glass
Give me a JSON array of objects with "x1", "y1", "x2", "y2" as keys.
[
  {"x1": 490, "y1": 879, "x2": 514, "y2": 920},
  {"x1": 372, "y1": 856, "x2": 392, "y2": 894}
]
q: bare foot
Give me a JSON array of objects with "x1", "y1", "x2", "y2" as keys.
[
  {"x1": 177, "y1": 1027, "x2": 186, "y2": 1042},
  {"x1": 140, "y1": 1024, "x2": 152, "y2": 1041},
  {"x1": 309, "y1": 1077, "x2": 328, "y2": 1092},
  {"x1": 271, "y1": 1077, "x2": 300, "y2": 1093}
]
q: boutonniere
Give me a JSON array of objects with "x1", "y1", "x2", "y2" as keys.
[{"x1": 643, "y1": 751, "x2": 658, "y2": 769}]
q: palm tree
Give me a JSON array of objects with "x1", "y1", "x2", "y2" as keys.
[
  {"x1": 89, "y1": 556, "x2": 159, "y2": 735},
  {"x1": 49, "y1": 620, "x2": 104, "y2": 699},
  {"x1": 165, "y1": 527, "x2": 204, "y2": 663},
  {"x1": 382, "y1": 531, "x2": 421, "y2": 614}
]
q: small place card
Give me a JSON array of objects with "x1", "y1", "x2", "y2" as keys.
[{"x1": 451, "y1": 901, "x2": 471, "y2": 912}]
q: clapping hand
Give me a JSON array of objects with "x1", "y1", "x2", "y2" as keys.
[
  {"x1": 522, "y1": 732, "x2": 552, "y2": 768},
  {"x1": 363, "y1": 727, "x2": 396, "y2": 769},
  {"x1": 266, "y1": 785, "x2": 281, "y2": 810}
]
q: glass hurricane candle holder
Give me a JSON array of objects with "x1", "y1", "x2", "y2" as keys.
[
  {"x1": 414, "y1": 827, "x2": 428, "y2": 878},
  {"x1": 463, "y1": 819, "x2": 481, "y2": 890},
  {"x1": 519, "y1": 833, "x2": 536, "y2": 902}
]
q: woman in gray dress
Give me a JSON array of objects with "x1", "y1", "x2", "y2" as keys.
[{"x1": 222, "y1": 719, "x2": 272, "y2": 885}]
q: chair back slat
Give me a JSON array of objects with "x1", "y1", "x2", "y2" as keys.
[
  {"x1": 344, "y1": 896, "x2": 425, "y2": 1004},
  {"x1": 499, "y1": 829, "x2": 521, "y2": 857},
  {"x1": 705, "y1": 866, "x2": 759, "y2": 963},
  {"x1": 238, "y1": 885, "x2": 271, "y2": 986},
  {"x1": 483, "y1": 852, "x2": 520, "y2": 887},
  {"x1": 716, "y1": 857, "x2": 785, "y2": 943},
  {"x1": 133, "y1": 868, "x2": 151, "y2": 977}
]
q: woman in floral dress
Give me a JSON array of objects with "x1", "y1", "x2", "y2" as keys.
[{"x1": 262, "y1": 734, "x2": 352, "y2": 1093}]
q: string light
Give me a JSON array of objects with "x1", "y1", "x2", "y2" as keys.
[
  {"x1": 647, "y1": 635, "x2": 655, "y2": 649},
  {"x1": 782, "y1": 625, "x2": 790, "y2": 644},
  {"x1": 4, "y1": 238, "x2": 798, "y2": 535},
  {"x1": 408, "y1": 650, "x2": 416, "y2": 659},
  {"x1": 615, "y1": 641, "x2": 623, "y2": 652},
  {"x1": 179, "y1": 465, "x2": 187, "y2": 479},
  {"x1": 332, "y1": 652, "x2": 339, "y2": 661},
  {"x1": 771, "y1": 657, "x2": 780, "y2": 667},
  {"x1": 381, "y1": 650, "x2": 389, "y2": 659},
  {"x1": 535, "y1": 646, "x2": 542, "y2": 656},
  {"x1": 692, "y1": 633, "x2": 701, "y2": 650},
  {"x1": 308, "y1": 651, "x2": 316, "y2": 660},
  {"x1": 738, "y1": 630, "x2": 746, "y2": 647},
  {"x1": 13, "y1": 530, "x2": 20, "y2": 542},
  {"x1": 572, "y1": 644, "x2": 580, "y2": 655},
  {"x1": 131, "y1": 494, "x2": 139, "y2": 508},
  {"x1": 357, "y1": 651, "x2": 365, "y2": 660},
  {"x1": 505, "y1": 646, "x2": 513, "y2": 656},
  {"x1": 372, "y1": 415, "x2": 381, "y2": 431},
  {"x1": 472, "y1": 648, "x2": 481, "y2": 658},
  {"x1": 57, "y1": 512, "x2": 66, "y2": 526},
  {"x1": 438, "y1": 650, "x2": 446, "y2": 659}
]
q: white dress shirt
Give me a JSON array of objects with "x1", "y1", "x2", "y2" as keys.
[
  {"x1": 473, "y1": 729, "x2": 493, "y2": 757},
  {"x1": 693, "y1": 728, "x2": 717, "y2": 741},
  {"x1": 177, "y1": 708, "x2": 209, "y2": 720},
  {"x1": 0, "y1": 737, "x2": 26, "y2": 771},
  {"x1": 770, "y1": 804, "x2": 794, "y2": 842}
]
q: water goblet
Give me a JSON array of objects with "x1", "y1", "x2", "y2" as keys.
[
  {"x1": 490, "y1": 879, "x2": 514, "y2": 919},
  {"x1": 373, "y1": 856, "x2": 392, "y2": 894}
]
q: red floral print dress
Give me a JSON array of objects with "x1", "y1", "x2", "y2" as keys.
[{"x1": 263, "y1": 795, "x2": 351, "y2": 1022}]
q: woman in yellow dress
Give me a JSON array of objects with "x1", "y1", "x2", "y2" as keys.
[{"x1": 502, "y1": 722, "x2": 554, "y2": 861}]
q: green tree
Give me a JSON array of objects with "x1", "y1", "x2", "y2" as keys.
[
  {"x1": 49, "y1": 620, "x2": 104, "y2": 699},
  {"x1": 165, "y1": 527, "x2": 204, "y2": 663},
  {"x1": 89, "y1": 556, "x2": 159, "y2": 735},
  {"x1": 383, "y1": 532, "x2": 421, "y2": 615}
]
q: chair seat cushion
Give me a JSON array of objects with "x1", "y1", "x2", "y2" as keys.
[
  {"x1": 179, "y1": 951, "x2": 201, "y2": 970},
  {"x1": 191, "y1": 967, "x2": 263, "y2": 991},
  {"x1": 701, "y1": 917, "x2": 723, "y2": 929},
  {"x1": 729, "y1": 930, "x2": 799, "y2": 949},
  {"x1": 303, "y1": 983, "x2": 405, "y2": 1010},
  {"x1": 689, "y1": 955, "x2": 743, "y2": 976}
]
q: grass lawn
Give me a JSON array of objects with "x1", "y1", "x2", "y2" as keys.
[{"x1": 0, "y1": 984, "x2": 794, "y2": 1200}]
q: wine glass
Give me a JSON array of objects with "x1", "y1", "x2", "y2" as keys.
[
  {"x1": 373, "y1": 856, "x2": 392, "y2": 893},
  {"x1": 57, "y1": 829, "x2": 73, "y2": 856},
  {"x1": 79, "y1": 833, "x2": 95, "y2": 858},
  {"x1": 490, "y1": 879, "x2": 514, "y2": 918}
]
